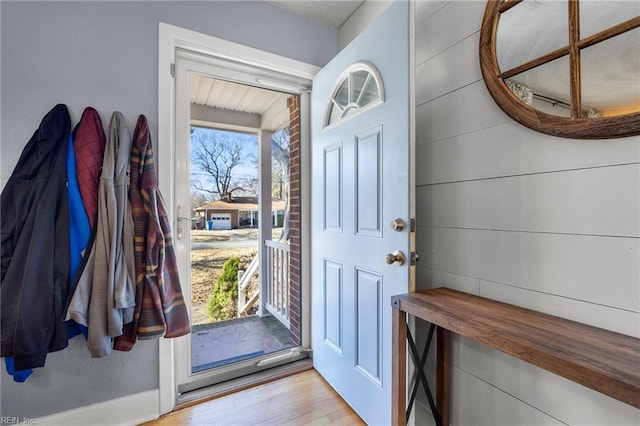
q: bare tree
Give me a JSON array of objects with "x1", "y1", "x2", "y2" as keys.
[
  {"x1": 191, "y1": 128, "x2": 256, "y2": 199},
  {"x1": 189, "y1": 191, "x2": 209, "y2": 229},
  {"x1": 190, "y1": 191, "x2": 209, "y2": 210}
]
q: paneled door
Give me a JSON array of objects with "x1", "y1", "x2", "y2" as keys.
[{"x1": 311, "y1": 2, "x2": 412, "y2": 424}]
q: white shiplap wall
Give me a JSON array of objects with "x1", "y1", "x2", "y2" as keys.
[{"x1": 414, "y1": 1, "x2": 640, "y2": 425}]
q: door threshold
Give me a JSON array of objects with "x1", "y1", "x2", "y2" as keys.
[{"x1": 176, "y1": 359, "x2": 313, "y2": 410}]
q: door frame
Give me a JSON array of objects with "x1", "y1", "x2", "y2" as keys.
[{"x1": 157, "y1": 22, "x2": 318, "y2": 414}]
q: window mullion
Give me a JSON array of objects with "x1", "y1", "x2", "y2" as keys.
[
  {"x1": 569, "y1": 0, "x2": 582, "y2": 119},
  {"x1": 497, "y1": 45, "x2": 570, "y2": 80},
  {"x1": 355, "y1": 74, "x2": 372, "y2": 106},
  {"x1": 331, "y1": 98, "x2": 344, "y2": 114},
  {"x1": 577, "y1": 16, "x2": 640, "y2": 50}
]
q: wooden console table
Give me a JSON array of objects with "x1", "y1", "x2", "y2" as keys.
[{"x1": 391, "y1": 288, "x2": 640, "y2": 426}]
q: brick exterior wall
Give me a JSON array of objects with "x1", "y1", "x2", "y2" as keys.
[{"x1": 287, "y1": 95, "x2": 302, "y2": 344}]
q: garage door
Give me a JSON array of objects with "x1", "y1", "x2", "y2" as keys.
[{"x1": 210, "y1": 213, "x2": 232, "y2": 230}]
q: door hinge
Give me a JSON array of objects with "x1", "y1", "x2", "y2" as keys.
[
  {"x1": 410, "y1": 251, "x2": 420, "y2": 266},
  {"x1": 170, "y1": 63, "x2": 175, "y2": 78},
  {"x1": 410, "y1": 218, "x2": 416, "y2": 233}
]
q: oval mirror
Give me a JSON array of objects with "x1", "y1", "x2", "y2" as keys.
[{"x1": 480, "y1": 0, "x2": 640, "y2": 139}]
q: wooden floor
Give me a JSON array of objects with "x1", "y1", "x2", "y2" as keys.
[{"x1": 143, "y1": 369, "x2": 365, "y2": 426}]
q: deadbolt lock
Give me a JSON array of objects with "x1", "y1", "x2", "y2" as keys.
[
  {"x1": 385, "y1": 250, "x2": 406, "y2": 266},
  {"x1": 390, "y1": 218, "x2": 405, "y2": 232}
]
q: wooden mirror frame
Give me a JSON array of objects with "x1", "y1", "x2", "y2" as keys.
[{"x1": 479, "y1": 0, "x2": 640, "y2": 139}]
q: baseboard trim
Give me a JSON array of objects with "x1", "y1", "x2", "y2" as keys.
[{"x1": 34, "y1": 389, "x2": 159, "y2": 426}]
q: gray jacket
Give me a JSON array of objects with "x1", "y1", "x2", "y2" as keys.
[{"x1": 67, "y1": 111, "x2": 135, "y2": 357}]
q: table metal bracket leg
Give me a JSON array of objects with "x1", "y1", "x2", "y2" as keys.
[{"x1": 405, "y1": 322, "x2": 441, "y2": 426}]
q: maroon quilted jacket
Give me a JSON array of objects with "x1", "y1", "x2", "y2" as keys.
[{"x1": 72, "y1": 107, "x2": 106, "y2": 231}]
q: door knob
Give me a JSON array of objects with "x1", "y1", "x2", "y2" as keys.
[
  {"x1": 385, "y1": 250, "x2": 405, "y2": 266},
  {"x1": 390, "y1": 218, "x2": 405, "y2": 232}
]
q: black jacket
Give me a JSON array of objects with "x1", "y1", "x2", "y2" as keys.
[{"x1": 1, "y1": 104, "x2": 72, "y2": 370}]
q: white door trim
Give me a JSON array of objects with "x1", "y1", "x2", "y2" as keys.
[{"x1": 157, "y1": 22, "x2": 318, "y2": 415}]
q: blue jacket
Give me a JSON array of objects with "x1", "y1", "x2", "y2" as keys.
[{"x1": 66, "y1": 133, "x2": 90, "y2": 340}]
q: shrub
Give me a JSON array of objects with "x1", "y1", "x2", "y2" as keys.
[{"x1": 206, "y1": 257, "x2": 240, "y2": 322}]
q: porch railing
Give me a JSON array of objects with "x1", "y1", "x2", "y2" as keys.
[
  {"x1": 236, "y1": 239, "x2": 291, "y2": 329},
  {"x1": 237, "y1": 255, "x2": 260, "y2": 317},
  {"x1": 264, "y1": 239, "x2": 290, "y2": 328}
]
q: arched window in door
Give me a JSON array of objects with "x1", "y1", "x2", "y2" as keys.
[{"x1": 324, "y1": 62, "x2": 384, "y2": 128}]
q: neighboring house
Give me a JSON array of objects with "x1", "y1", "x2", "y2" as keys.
[{"x1": 194, "y1": 196, "x2": 286, "y2": 230}]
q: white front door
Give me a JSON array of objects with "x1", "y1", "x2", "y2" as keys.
[{"x1": 311, "y1": 2, "x2": 412, "y2": 425}]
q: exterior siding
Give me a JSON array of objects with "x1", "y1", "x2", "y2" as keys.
[{"x1": 413, "y1": 1, "x2": 640, "y2": 425}]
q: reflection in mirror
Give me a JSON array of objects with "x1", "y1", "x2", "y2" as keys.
[
  {"x1": 496, "y1": 0, "x2": 568, "y2": 72},
  {"x1": 506, "y1": 55, "x2": 571, "y2": 118},
  {"x1": 580, "y1": 1, "x2": 639, "y2": 38},
  {"x1": 480, "y1": 0, "x2": 640, "y2": 138},
  {"x1": 581, "y1": 28, "x2": 640, "y2": 117}
]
